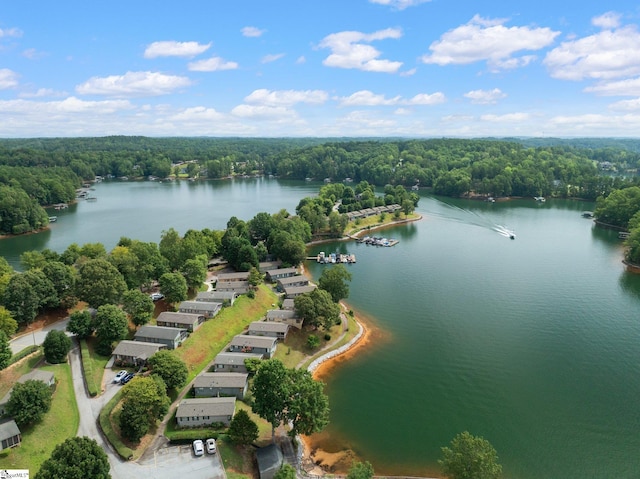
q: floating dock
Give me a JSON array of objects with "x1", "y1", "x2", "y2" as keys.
[
  {"x1": 357, "y1": 236, "x2": 399, "y2": 247},
  {"x1": 312, "y1": 252, "x2": 357, "y2": 264}
]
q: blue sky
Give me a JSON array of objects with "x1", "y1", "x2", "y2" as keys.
[{"x1": 1, "y1": 0, "x2": 640, "y2": 138}]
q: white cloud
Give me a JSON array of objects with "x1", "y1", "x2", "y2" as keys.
[
  {"x1": 231, "y1": 104, "x2": 298, "y2": 119},
  {"x1": 369, "y1": 0, "x2": 431, "y2": 10},
  {"x1": 421, "y1": 15, "x2": 559, "y2": 70},
  {"x1": 19, "y1": 88, "x2": 67, "y2": 98},
  {"x1": 548, "y1": 113, "x2": 640, "y2": 133},
  {"x1": 0, "y1": 96, "x2": 133, "y2": 114},
  {"x1": 584, "y1": 77, "x2": 640, "y2": 96},
  {"x1": 338, "y1": 90, "x2": 445, "y2": 106},
  {"x1": 609, "y1": 98, "x2": 640, "y2": 110},
  {"x1": 0, "y1": 69, "x2": 19, "y2": 89},
  {"x1": 144, "y1": 41, "x2": 211, "y2": 59},
  {"x1": 242, "y1": 26, "x2": 265, "y2": 38},
  {"x1": 188, "y1": 56, "x2": 238, "y2": 71},
  {"x1": 296, "y1": 56, "x2": 306, "y2": 64},
  {"x1": 170, "y1": 106, "x2": 225, "y2": 121},
  {"x1": 339, "y1": 90, "x2": 402, "y2": 106},
  {"x1": 592, "y1": 12, "x2": 621, "y2": 29},
  {"x1": 464, "y1": 88, "x2": 507, "y2": 104},
  {"x1": 261, "y1": 53, "x2": 285, "y2": 64},
  {"x1": 544, "y1": 25, "x2": 640, "y2": 81},
  {"x1": 76, "y1": 71, "x2": 192, "y2": 97},
  {"x1": 244, "y1": 89, "x2": 328, "y2": 106},
  {"x1": 0, "y1": 27, "x2": 22, "y2": 38},
  {"x1": 319, "y1": 28, "x2": 403, "y2": 73},
  {"x1": 22, "y1": 48, "x2": 47, "y2": 60},
  {"x1": 480, "y1": 112, "x2": 530, "y2": 122}
]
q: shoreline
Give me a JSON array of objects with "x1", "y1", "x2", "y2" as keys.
[{"x1": 297, "y1": 214, "x2": 422, "y2": 475}]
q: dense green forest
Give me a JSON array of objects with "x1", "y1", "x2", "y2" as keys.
[{"x1": 1, "y1": 136, "x2": 640, "y2": 238}]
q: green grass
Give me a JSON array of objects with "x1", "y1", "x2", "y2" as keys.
[
  {"x1": 345, "y1": 211, "x2": 420, "y2": 237},
  {"x1": 98, "y1": 389, "x2": 133, "y2": 460},
  {"x1": 0, "y1": 362, "x2": 79, "y2": 475},
  {"x1": 8, "y1": 345, "x2": 40, "y2": 367},
  {"x1": 174, "y1": 284, "x2": 280, "y2": 383}
]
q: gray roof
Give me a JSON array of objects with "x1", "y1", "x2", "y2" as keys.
[
  {"x1": 112, "y1": 340, "x2": 165, "y2": 359},
  {"x1": 265, "y1": 267, "x2": 298, "y2": 278},
  {"x1": 266, "y1": 309, "x2": 298, "y2": 321},
  {"x1": 230, "y1": 335, "x2": 277, "y2": 349},
  {"x1": 277, "y1": 276, "x2": 308, "y2": 287},
  {"x1": 0, "y1": 370, "x2": 55, "y2": 408},
  {"x1": 248, "y1": 321, "x2": 290, "y2": 333},
  {"x1": 284, "y1": 285, "x2": 316, "y2": 297},
  {"x1": 217, "y1": 271, "x2": 250, "y2": 282},
  {"x1": 216, "y1": 280, "x2": 250, "y2": 290},
  {"x1": 214, "y1": 352, "x2": 264, "y2": 365},
  {"x1": 281, "y1": 299, "x2": 295, "y2": 310},
  {"x1": 178, "y1": 300, "x2": 222, "y2": 312},
  {"x1": 196, "y1": 291, "x2": 237, "y2": 302},
  {"x1": 259, "y1": 260, "x2": 282, "y2": 272},
  {"x1": 175, "y1": 397, "x2": 236, "y2": 418},
  {"x1": 135, "y1": 325, "x2": 185, "y2": 341},
  {"x1": 194, "y1": 372, "x2": 248, "y2": 389},
  {"x1": 156, "y1": 311, "x2": 202, "y2": 325},
  {"x1": 0, "y1": 419, "x2": 20, "y2": 441}
]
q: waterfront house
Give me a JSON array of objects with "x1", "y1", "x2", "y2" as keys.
[
  {"x1": 229, "y1": 335, "x2": 278, "y2": 358},
  {"x1": 178, "y1": 300, "x2": 222, "y2": 319},
  {"x1": 216, "y1": 280, "x2": 251, "y2": 294},
  {"x1": 265, "y1": 309, "x2": 303, "y2": 329},
  {"x1": 134, "y1": 325, "x2": 187, "y2": 350},
  {"x1": 265, "y1": 267, "x2": 297, "y2": 282},
  {"x1": 0, "y1": 370, "x2": 56, "y2": 416},
  {"x1": 195, "y1": 290, "x2": 238, "y2": 306},
  {"x1": 247, "y1": 321, "x2": 290, "y2": 340},
  {"x1": 216, "y1": 271, "x2": 250, "y2": 283},
  {"x1": 276, "y1": 276, "x2": 309, "y2": 292},
  {"x1": 0, "y1": 419, "x2": 21, "y2": 451},
  {"x1": 111, "y1": 340, "x2": 166, "y2": 367},
  {"x1": 175, "y1": 397, "x2": 236, "y2": 428},
  {"x1": 213, "y1": 352, "x2": 263, "y2": 373},
  {"x1": 193, "y1": 372, "x2": 249, "y2": 399},
  {"x1": 283, "y1": 285, "x2": 316, "y2": 299},
  {"x1": 156, "y1": 311, "x2": 205, "y2": 332}
]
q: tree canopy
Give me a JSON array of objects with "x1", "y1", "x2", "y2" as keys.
[
  {"x1": 147, "y1": 350, "x2": 188, "y2": 390},
  {"x1": 7, "y1": 379, "x2": 53, "y2": 426},
  {"x1": 43, "y1": 329, "x2": 72, "y2": 363},
  {"x1": 439, "y1": 431, "x2": 502, "y2": 479},
  {"x1": 35, "y1": 436, "x2": 111, "y2": 479}
]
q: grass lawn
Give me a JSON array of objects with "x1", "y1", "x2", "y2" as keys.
[
  {"x1": 80, "y1": 337, "x2": 111, "y2": 396},
  {"x1": 174, "y1": 284, "x2": 280, "y2": 382},
  {"x1": 345, "y1": 212, "x2": 420, "y2": 237},
  {"x1": 0, "y1": 361, "x2": 79, "y2": 475}
]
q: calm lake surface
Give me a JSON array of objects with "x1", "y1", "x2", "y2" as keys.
[{"x1": 2, "y1": 180, "x2": 640, "y2": 478}]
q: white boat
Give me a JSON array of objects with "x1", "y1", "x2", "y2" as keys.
[{"x1": 534, "y1": 196, "x2": 546, "y2": 202}]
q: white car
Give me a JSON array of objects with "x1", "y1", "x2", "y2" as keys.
[
  {"x1": 193, "y1": 439, "x2": 204, "y2": 457},
  {"x1": 150, "y1": 292, "x2": 164, "y2": 301},
  {"x1": 113, "y1": 370, "x2": 128, "y2": 383},
  {"x1": 205, "y1": 438, "x2": 216, "y2": 454}
]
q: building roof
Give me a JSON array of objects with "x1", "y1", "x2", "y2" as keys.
[
  {"x1": 134, "y1": 325, "x2": 185, "y2": 341},
  {"x1": 0, "y1": 370, "x2": 56, "y2": 409},
  {"x1": 248, "y1": 321, "x2": 290, "y2": 333},
  {"x1": 196, "y1": 291, "x2": 237, "y2": 302},
  {"x1": 265, "y1": 267, "x2": 298, "y2": 278},
  {"x1": 156, "y1": 311, "x2": 203, "y2": 326},
  {"x1": 0, "y1": 419, "x2": 20, "y2": 441},
  {"x1": 281, "y1": 299, "x2": 295, "y2": 310},
  {"x1": 175, "y1": 397, "x2": 236, "y2": 418},
  {"x1": 265, "y1": 309, "x2": 298, "y2": 321},
  {"x1": 194, "y1": 372, "x2": 248, "y2": 389},
  {"x1": 230, "y1": 335, "x2": 278, "y2": 349},
  {"x1": 258, "y1": 260, "x2": 282, "y2": 272},
  {"x1": 112, "y1": 340, "x2": 165, "y2": 359},
  {"x1": 178, "y1": 300, "x2": 222, "y2": 312},
  {"x1": 284, "y1": 285, "x2": 316, "y2": 297},
  {"x1": 217, "y1": 271, "x2": 250, "y2": 282},
  {"x1": 276, "y1": 276, "x2": 308, "y2": 287},
  {"x1": 216, "y1": 281, "x2": 250, "y2": 289},
  {"x1": 214, "y1": 352, "x2": 264, "y2": 365}
]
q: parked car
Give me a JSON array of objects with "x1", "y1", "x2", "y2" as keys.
[
  {"x1": 113, "y1": 370, "x2": 128, "y2": 383},
  {"x1": 205, "y1": 438, "x2": 216, "y2": 454},
  {"x1": 120, "y1": 373, "x2": 135, "y2": 385},
  {"x1": 193, "y1": 439, "x2": 204, "y2": 457},
  {"x1": 150, "y1": 292, "x2": 164, "y2": 301}
]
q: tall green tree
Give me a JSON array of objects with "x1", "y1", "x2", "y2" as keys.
[
  {"x1": 0, "y1": 306, "x2": 18, "y2": 337},
  {"x1": 0, "y1": 330, "x2": 11, "y2": 370},
  {"x1": 66, "y1": 310, "x2": 95, "y2": 339},
  {"x1": 181, "y1": 256, "x2": 207, "y2": 290},
  {"x1": 147, "y1": 350, "x2": 188, "y2": 390},
  {"x1": 251, "y1": 359, "x2": 290, "y2": 441},
  {"x1": 318, "y1": 264, "x2": 352, "y2": 303},
  {"x1": 286, "y1": 368, "x2": 330, "y2": 437},
  {"x1": 119, "y1": 375, "x2": 170, "y2": 442},
  {"x1": 94, "y1": 304, "x2": 128, "y2": 354},
  {"x1": 6, "y1": 379, "x2": 53, "y2": 426},
  {"x1": 228, "y1": 408, "x2": 259, "y2": 445},
  {"x1": 3, "y1": 273, "x2": 42, "y2": 324},
  {"x1": 43, "y1": 329, "x2": 72, "y2": 363},
  {"x1": 121, "y1": 289, "x2": 154, "y2": 327},
  {"x1": 439, "y1": 431, "x2": 502, "y2": 479},
  {"x1": 76, "y1": 258, "x2": 127, "y2": 308},
  {"x1": 35, "y1": 436, "x2": 111, "y2": 479},
  {"x1": 159, "y1": 272, "x2": 188, "y2": 304}
]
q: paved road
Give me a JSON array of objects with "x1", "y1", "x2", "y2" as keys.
[{"x1": 10, "y1": 318, "x2": 71, "y2": 354}]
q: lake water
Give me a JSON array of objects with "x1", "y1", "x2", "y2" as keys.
[{"x1": 2, "y1": 180, "x2": 640, "y2": 478}]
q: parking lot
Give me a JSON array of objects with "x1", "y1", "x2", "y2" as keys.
[{"x1": 133, "y1": 444, "x2": 226, "y2": 479}]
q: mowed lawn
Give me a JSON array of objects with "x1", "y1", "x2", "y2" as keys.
[
  {"x1": 174, "y1": 284, "x2": 280, "y2": 382},
  {"x1": 0, "y1": 360, "x2": 79, "y2": 474}
]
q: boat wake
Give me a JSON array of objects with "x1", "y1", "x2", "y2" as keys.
[{"x1": 425, "y1": 198, "x2": 516, "y2": 239}]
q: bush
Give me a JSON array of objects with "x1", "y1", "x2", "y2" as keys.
[
  {"x1": 9, "y1": 345, "x2": 40, "y2": 366},
  {"x1": 7, "y1": 379, "x2": 53, "y2": 426},
  {"x1": 307, "y1": 335, "x2": 320, "y2": 349},
  {"x1": 43, "y1": 330, "x2": 72, "y2": 363},
  {"x1": 324, "y1": 333, "x2": 331, "y2": 341}
]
